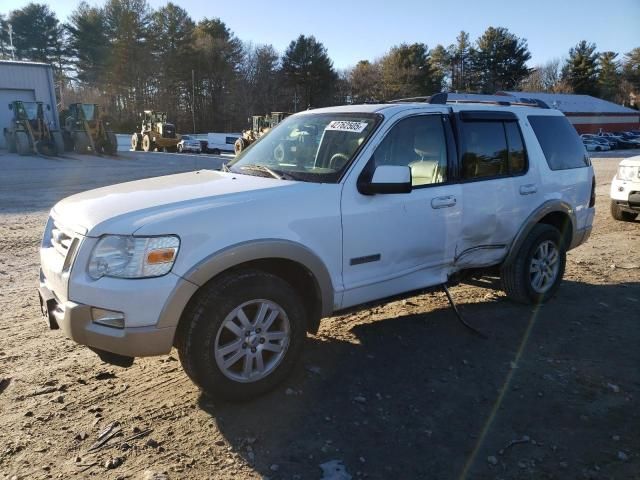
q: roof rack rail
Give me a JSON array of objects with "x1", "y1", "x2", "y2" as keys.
[
  {"x1": 387, "y1": 93, "x2": 448, "y2": 104},
  {"x1": 387, "y1": 92, "x2": 549, "y2": 109}
]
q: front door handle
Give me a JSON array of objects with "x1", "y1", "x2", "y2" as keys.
[
  {"x1": 431, "y1": 195, "x2": 457, "y2": 209},
  {"x1": 519, "y1": 184, "x2": 537, "y2": 195}
]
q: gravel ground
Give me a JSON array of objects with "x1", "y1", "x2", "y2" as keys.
[{"x1": 0, "y1": 149, "x2": 638, "y2": 480}]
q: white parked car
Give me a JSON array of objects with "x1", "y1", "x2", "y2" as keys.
[
  {"x1": 583, "y1": 140, "x2": 610, "y2": 152},
  {"x1": 177, "y1": 135, "x2": 202, "y2": 153},
  {"x1": 38, "y1": 95, "x2": 595, "y2": 400},
  {"x1": 610, "y1": 155, "x2": 640, "y2": 221}
]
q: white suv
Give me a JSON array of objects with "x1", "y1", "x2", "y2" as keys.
[
  {"x1": 610, "y1": 155, "x2": 640, "y2": 221},
  {"x1": 39, "y1": 94, "x2": 595, "y2": 400}
]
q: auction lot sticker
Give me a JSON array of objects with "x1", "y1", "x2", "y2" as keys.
[{"x1": 326, "y1": 120, "x2": 369, "y2": 133}]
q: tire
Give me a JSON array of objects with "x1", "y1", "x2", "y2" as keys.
[
  {"x1": 52, "y1": 131, "x2": 64, "y2": 156},
  {"x1": 142, "y1": 134, "x2": 152, "y2": 152},
  {"x1": 73, "y1": 132, "x2": 90, "y2": 154},
  {"x1": 176, "y1": 269, "x2": 307, "y2": 401},
  {"x1": 5, "y1": 132, "x2": 17, "y2": 153},
  {"x1": 501, "y1": 224, "x2": 566, "y2": 304},
  {"x1": 610, "y1": 200, "x2": 638, "y2": 221},
  {"x1": 15, "y1": 131, "x2": 31, "y2": 156},
  {"x1": 131, "y1": 133, "x2": 140, "y2": 151},
  {"x1": 177, "y1": 144, "x2": 183, "y2": 153},
  {"x1": 211, "y1": 148, "x2": 221, "y2": 155},
  {"x1": 234, "y1": 138, "x2": 245, "y2": 155},
  {"x1": 105, "y1": 132, "x2": 118, "y2": 155},
  {"x1": 35, "y1": 139, "x2": 57, "y2": 156}
]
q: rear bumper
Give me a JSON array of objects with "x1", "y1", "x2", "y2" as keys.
[{"x1": 38, "y1": 282, "x2": 175, "y2": 357}]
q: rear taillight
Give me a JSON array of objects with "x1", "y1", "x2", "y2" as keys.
[{"x1": 589, "y1": 175, "x2": 596, "y2": 208}]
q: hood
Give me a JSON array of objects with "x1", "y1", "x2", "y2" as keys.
[
  {"x1": 619, "y1": 156, "x2": 640, "y2": 167},
  {"x1": 52, "y1": 170, "x2": 297, "y2": 236}
]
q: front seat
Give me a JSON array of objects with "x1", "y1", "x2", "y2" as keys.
[{"x1": 410, "y1": 126, "x2": 445, "y2": 185}]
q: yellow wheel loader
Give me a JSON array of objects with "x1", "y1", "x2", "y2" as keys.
[
  {"x1": 62, "y1": 103, "x2": 118, "y2": 155},
  {"x1": 3, "y1": 101, "x2": 63, "y2": 156},
  {"x1": 131, "y1": 111, "x2": 180, "y2": 152},
  {"x1": 234, "y1": 112, "x2": 290, "y2": 155}
]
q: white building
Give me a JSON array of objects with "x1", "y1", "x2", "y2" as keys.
[{"x1": 0, "y1": 60, "x2": 59, "y2": 148}]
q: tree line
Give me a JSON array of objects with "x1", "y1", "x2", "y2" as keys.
[{"x1": 1, "y1": 1, "x2": 639, "y2": 133}]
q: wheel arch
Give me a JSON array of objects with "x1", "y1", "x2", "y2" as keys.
[
  {"x1": 504, "y1": 200, "x2": 576, "y2": 266},
  {"x1": 159, "y1": 240, "x2": 334, "y2": 340}
]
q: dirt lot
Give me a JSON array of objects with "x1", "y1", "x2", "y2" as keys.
[{"x1": 0, "y1": 150, "x2": 639, "y2": 480}]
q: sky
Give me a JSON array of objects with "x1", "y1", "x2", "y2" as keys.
[{"x1": 2, "y1": 0, "x2": 639, "y2": 69}]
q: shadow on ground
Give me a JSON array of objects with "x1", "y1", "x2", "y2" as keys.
[{"x1": 197, "y1": 280, "x2": 640, "y2": 479}]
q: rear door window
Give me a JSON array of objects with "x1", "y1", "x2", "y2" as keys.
[
  {"x1": 459, "y1": 118, "x2": 528, "y2": 180},
  {"x1": 528, "y1": 115, "x2": 590, "y2": 170}
]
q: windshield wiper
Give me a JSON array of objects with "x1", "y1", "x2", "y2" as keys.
[{"x1": 238, "y1": 164, "x2": 283, "y2": 180}]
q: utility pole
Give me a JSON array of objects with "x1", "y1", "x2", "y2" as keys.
[
  {"x1": 191, "y1": 69, "x2": 196, "y2": 134},
  {"x1": 8, "y1": 24, "x2": 15, "y2": 60}
]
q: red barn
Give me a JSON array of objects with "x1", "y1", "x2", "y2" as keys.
[{"x1": 497, "y1": 91, "x2": 640, "y2": 134}]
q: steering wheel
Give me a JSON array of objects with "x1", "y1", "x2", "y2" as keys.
[{"x1": 329, "y1": 153, "x2": 349, "y2": 170}]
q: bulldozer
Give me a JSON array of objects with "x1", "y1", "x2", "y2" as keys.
[
  {"x1": 130, "y1": 110, "x2": 180, "y2": 152},
  {"x1": 62, "y1": 103, "x2": 118, "y2": 155},
  {"x1": 3, "y1": 101, "x2": 63, "y2": 156},
  {"x1": 234, "y1": 111, "x2": 290, "y2": 155}
]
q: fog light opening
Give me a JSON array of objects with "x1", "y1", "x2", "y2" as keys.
[{"x1": 91, "y1": 308, "x2": 125, "y2": 329}]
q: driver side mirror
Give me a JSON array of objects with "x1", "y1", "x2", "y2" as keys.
[{"x1": 358, "y1": 165, "x2": 412, "y2": 195}]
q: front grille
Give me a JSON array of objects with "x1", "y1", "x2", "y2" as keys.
[
  {"x1": 51, "y1": 221, "x2": 73, "y2": 257},
  {"x1": 163, "y1": 124, "x2": 176, "y2": 138}
]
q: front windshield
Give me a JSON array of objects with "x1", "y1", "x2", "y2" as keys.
[
  {"x1": 182, "y1": 135, "x2": 191, "y2": 140},
  {"x1": 228, "y1": 112, "x2": 381, "y2": 183},
  {"x1": 20, "y1": 102, "x2": 39, "y2": 120},
  {"x1": 81, "y1": 104, "x2": 96, "y2": 121}
]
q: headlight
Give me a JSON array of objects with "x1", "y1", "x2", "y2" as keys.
[
  {"x1": 617, "y1": 166, "x2": 640, "y2": 181},
  {"x1": 88, "y1": 235, "x2": 180, "y2": 280}
]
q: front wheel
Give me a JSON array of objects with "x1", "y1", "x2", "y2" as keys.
[
  {"x1": 176, "y1": 270, "x2": 307, "y2": 400},
  {"x1": 501, "y1": 224, "x2": 566, "y2": 304}
]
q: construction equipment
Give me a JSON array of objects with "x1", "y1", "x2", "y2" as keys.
[
  {"x1": 3, "y1": 101, "x2": 63, "y2": 156},
  {"x1": 234, "y1": 112, "x2": 290, "y2": 155},
  {"x1": 62, "y1": 103, "x2": 118, "y2": 155},
  {"x1": 130, "y1": 111, "x2": 180, "y2": 152}
]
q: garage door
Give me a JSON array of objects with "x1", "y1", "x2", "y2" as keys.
[{"x1": 0, "y1": 89, "x2": 36, "y2": 148}]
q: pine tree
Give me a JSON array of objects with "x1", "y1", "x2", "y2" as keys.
[
  {"x1": 598, "y1": 51, "x2": 620, "y2": 101},
  {"x1": 470, "y1": 27, "x2": 531, "y2": 93},
  {"x1": 562, "y1": 40, "x2": 599, "y2": 96},
  {"x1": 282, "y1": 35, "x2": 337, "y2": 109},
  {"x1": 380, "y1": 43, "x2": 440, "y2": 99}
]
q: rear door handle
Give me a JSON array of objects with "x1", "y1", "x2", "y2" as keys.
[
  {"x1": 519, "y1": 184, "x2": 537, "y2": 195},
  {"x1": 431, "y1": 195, "x2": 457, "y2": 209}
]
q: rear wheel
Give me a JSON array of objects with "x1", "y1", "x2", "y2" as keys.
[
  {"x1": 177, "y1": 144, "x2": 183, "y2": 153},
  {"x1": 501, "y1": 224, "x2": 566, "y2": 304},
  {"x1": 176, "y1": 270, "x2": 307, "y2": 401},
  {"x1": 611, "y1": 200, "x2": 638, "y2": 221},
  {"x1": 142, "y1": 134, "x2": 153, "y2": 152}
]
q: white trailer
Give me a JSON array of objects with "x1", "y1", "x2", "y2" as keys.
[{"x1": 206, "y1": 132, "x2": 241, "y2": 154}]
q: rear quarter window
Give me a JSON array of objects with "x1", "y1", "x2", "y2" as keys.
[{"x1": 528, "y1": 115, "x2": 590, "y2": 170}]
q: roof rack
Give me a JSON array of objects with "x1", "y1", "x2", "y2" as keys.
[{"x1": 388, "y1": 93, "x2": 549, "y2": 109}]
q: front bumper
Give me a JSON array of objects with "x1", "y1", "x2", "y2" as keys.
[
  {"x1": 611, "y1": 177, "x2": 640, "y2": 212},
  {"x1": 38, "y1": 281, "x2": 176, "y2": 357}
]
